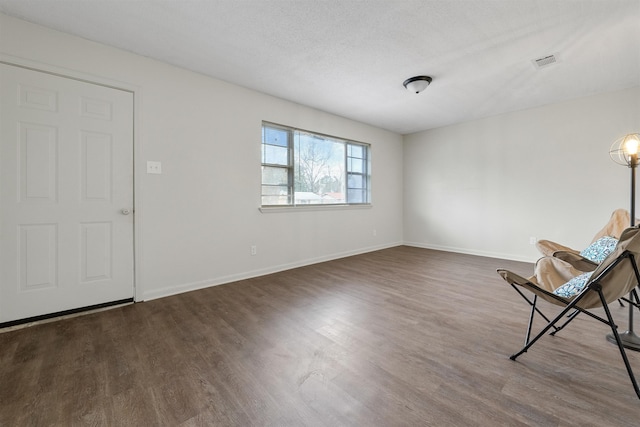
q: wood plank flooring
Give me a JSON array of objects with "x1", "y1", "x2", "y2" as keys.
[{"x1": 1, "y1": 246, "x2": 639, "y2": 426}]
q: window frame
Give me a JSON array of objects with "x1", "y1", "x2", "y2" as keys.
[
  {"x1": 261, "y1": 123, "x2": 294, "y2": 206},
  {"x1": 346, "y1": 142, "x2": 370, "y2": 205},
  {"x1": 261, "y1": 121, "x2": 371, "y2": 208}
]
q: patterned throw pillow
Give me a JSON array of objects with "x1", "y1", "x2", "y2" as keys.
[
  {"x1": 580, "y1": 236, "x2": 618, "y2": 263},
  {"x1": 553, "y1": 272, "x2": 594, "y2": 298}
]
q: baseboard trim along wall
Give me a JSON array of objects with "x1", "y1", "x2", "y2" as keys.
[
  {"x1": 402, "y1": 241, "x2": 536, "y2": 264},
  {"x1": 142, "y1": 241, "x2": 403, "y2": 301}
]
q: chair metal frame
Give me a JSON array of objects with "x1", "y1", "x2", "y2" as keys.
[{"x1": 509, "y1": 250, "x2": 640, "y2": 399}]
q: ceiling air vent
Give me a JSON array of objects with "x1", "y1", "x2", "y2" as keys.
[{"x1": 532, "y1": 54, "x2": 559, "y2": 69}]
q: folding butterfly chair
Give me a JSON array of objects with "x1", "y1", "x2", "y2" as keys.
[{"x1": 497, "y1": 226, "x2": 640, "y2": 399}]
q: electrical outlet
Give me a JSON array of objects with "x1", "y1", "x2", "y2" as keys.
[
  {"x1": 250, "y1": 245, "x2": 257, "y2": 256},
  {"x1": 373, "y1": 229, "x2": 377, "y2": 236},
  {"x1": 147, "y1": 161, "x2": 162, "y2": 174},
  {"x1": 529, "y1": 236, "x2": 537, "y2": 245}
]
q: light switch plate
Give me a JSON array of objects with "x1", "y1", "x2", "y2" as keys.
[{"x1": 147, "y1": 161, "x2": 162, "y2": 174}]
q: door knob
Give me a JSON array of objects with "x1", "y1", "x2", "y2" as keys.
[{"x1": 121, "y1": 208, "x2": 131, "y2": 215}]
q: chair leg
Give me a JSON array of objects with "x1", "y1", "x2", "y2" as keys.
[
  {"x1": 524, "y1": 295, "x2": 537, "y2": 346},
  {"x1": 511, "y1": 285, "x2": 559, "y2": 334},
  {"x1": 632, "y1": 289, "x2": 640, "y2": 313},
  {"x1": 510, "y1": 299, "x2": 582, "y2": 361},
  {"x1": 599, "y1": 289, "x2": 640, "y2": 400}
]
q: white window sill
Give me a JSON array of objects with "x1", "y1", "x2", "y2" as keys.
[{"x1": 259, "y1": 204, "x2": 372, "y2": 213}]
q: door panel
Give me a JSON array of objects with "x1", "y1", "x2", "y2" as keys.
[
  {"x1": 19, "y1": 223, "x2": 57, "y2": 291},
  {"x1": 0, "y1": 63, "x2": 134, "y2": 323},
  {"x1": 20, "y1": 122, "x2": 58, "y2": 203}
]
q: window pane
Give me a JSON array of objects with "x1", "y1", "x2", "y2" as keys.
[
  {"x1": 295, "y1": 191, "x2": 323, "y2": 204},
  {"x1": 262, "y1": 166, "x2": 289, "y2": 186},
  {"x1": 347, "y1": 189, "x2": 365, "y2": 203},
  {"x1": 294, "y1": 132, "x2": 345, "y2": 204},
  {"x1": 263, "y1": 126, "x2": 289, "y2": 147},
  {"x1": 348, "y1": 144, "x2": 364, "y2": 158},
  {"x1": 262, "y1": 185, "x2": 287, "y2": 195},
  {"x1": 262, "y1": 194, "x2": 290, "y2": 205},
  {"x1": 293, "y1": 191, "x2": 343, "y2": 205},
  {"x1": 347, "y1": 173, "x2": 363, "y2": 189},
  {"x1": 262, "y1": 185, "x2": 291, "y2": 205},
  {"x1": 263, "y1": 144, "x2": 288, "y2": 165},
  {"x1": 348, "y1": 157, "x2": 363, "y2": 173}
]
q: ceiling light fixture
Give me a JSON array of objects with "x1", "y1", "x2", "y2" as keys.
[{"x1": 403, "y1": 76, "x2": 432, "y2": 94}]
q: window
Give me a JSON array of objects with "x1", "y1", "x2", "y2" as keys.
[{"x1": 261, "y1": 122, "x2": 370, "y2": 206}]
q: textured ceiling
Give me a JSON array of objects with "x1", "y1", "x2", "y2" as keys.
[{"x1": 1, "y1": 0, "x2": 639, "y2": 134}]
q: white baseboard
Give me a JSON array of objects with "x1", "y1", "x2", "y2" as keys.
[
  {"x1": 141, "y1": 241, "x2": 403, "y2": 301},
  {"x1": 402, "y1": 241, "x2": 536, "y2": 264}
]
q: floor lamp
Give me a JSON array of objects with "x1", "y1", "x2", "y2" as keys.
[{"x1": 609, "y1": 133, "x2": 640, "y2": 351}]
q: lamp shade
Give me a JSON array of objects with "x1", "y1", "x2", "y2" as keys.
[
  {"x1": 403, "y1": 76, "x2": 432, "y2": 94},
  {"x1": 610, "y1": 133, "x2": 640, "y2": 167}
]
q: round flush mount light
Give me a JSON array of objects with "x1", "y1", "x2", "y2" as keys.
[{"x1": 403, "y1": 76, "x2": 432, "y2": 94}]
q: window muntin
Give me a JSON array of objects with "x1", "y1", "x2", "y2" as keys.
[{"x1": 261, "y1": 123, "x2": 370, "y2": 206}]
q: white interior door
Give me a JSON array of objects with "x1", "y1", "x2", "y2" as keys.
[{"x1": 0, "y1": 63, "x2": 134, "y2": 324}]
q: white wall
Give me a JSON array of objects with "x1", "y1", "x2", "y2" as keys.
[
  {"x1": 404, "y1": 86, "x2": 640, "y2": 262},
  {"x1": 0, "y1": 14, "x2": 403, "y2": 301},
  {"x1": 5, "y1": 13, "x2": 637, "y2": 303}
]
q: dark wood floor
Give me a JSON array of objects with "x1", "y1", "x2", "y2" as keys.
[{"x1": 1, "y1": 246, "x2": 639, "y2": 426}]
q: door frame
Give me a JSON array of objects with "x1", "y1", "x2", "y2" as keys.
[{"x1": 0, "y1": 53, "x2": 143, "y2": 303}]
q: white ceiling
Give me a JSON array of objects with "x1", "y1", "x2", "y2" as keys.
[{"x1": 1, "y1": 0, "x2": 639, "y2": 135}]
